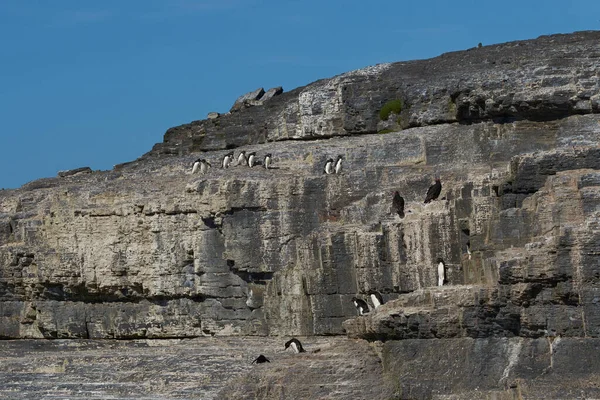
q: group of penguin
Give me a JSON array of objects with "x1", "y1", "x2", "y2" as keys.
[
  {"x1": 392, "y1": 176, "x2": 442, "y2": 219},
  {"x1": 252, "y1": 338, "x2": 307, "y2": 364},
  {"x1": 191, "y1": 152, "x2": 345, "y2": 175},
  {"x1": 191, "y1": 150, "x2": 272, "y2": 174},
  {"x1": 323, "y1": 155, "x2": 343, "y2": 175},
  {"x1": 251, "y1": 292, "x2": 387, "y2": 364},
  {"x1": 193, "y1": 149, "x2": 446, "y2": 362},
  {"x1": 352, "y1": 290, "x2": 385, "y2": 316}
]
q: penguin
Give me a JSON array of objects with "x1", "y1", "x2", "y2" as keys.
[
  {"x1": 246, "y1": 288, "x2": 257, "y2": 310},
  {"x1": 368, "y1": 290, "x2": 385, "y2": 309},
  {"x1": 222, "y1": 152, "x2": 234, "y2": 169},
  {"x1": 324, "y1": 158, "x2": 334, "y2": 175},
  {"x1": 424, "y1": 176, "x2": 442, "y2": 203},
  {"x1": 252, "y1": 354, "x2": 270, "y2": 364},
  {"x1": 247, "y1": 152, "x2": 257, "y2": 167},
  {"x1": 264, "y1": 153, "x2": 272, "y2": 169},
  {"x1": 334, "y1": 155, "x2": 343, "y2": 174},
  {"x1": 392, "y1": 191, "x2": 405, "y2": 218},
  {"x1": 466, "y1": 242, "x2": 472, "y2": 260},
  {"x1": 191, "y1": 159, "x2": 202, "y2": 174},
  {"x1": 284, "y1": 338, "x2": 306, "y2": 353},
  {"x1": 437, "y1": 258, "x2": 446, "y2": 286},
  {"x1": 191, "y1": 158, "x2": 211, "y2": 174},
  {"x1": 237, "y1": 150, "x2": 247, "y2": 166},
  {"x1": 200, "y1": 159, "x2": 211, "y2": 174},
  {"x1": 351, "y1": 297, "x2": 370, "y2": 316}
]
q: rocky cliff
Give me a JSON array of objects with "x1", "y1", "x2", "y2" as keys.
[{"x1": 2, "y1": 31, "x2": 600, "y2": 399}]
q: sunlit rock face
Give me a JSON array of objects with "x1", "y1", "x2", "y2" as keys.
[{"x1": 2, "y1": 30, "x2": 600, "y2": 399}]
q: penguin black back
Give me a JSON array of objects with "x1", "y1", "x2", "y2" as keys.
[
  {"x1": 284, "y1": 338, "x2": 306, "y2": 353},
  {"x1": 392, "y1": 191, "x2": 405, "y2": 218},
  {"x1": 252, "y1": 354, "x2": 270, "y2": 364},
  {"x1": 424, "y1": 178, "x2": 442, "y2": 203},
  {"x1": 351, "y1": 297, "x2": 370, "y2": 315},
  {"x1": 324, "y1": 158, "x2": 334, "y2": 174},
  {"x1": 191, "y1": 159, "x2": 202, "y2": 174}
]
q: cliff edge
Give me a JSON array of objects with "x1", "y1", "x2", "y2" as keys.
[{"x1": 2, "y1": 31, "x2": 600, "y2": 399}]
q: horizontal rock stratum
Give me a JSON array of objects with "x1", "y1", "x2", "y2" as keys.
[{"x1": 2, "y1": 31, "x2": 600, "y2": 399}]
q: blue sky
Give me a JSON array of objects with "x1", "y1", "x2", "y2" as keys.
[{"x1": 0, "y1": 1, "x2": 598, "y2": 189}]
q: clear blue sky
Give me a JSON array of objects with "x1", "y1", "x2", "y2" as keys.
[{"x1": 0, "y1": 1, "x2": 598, "y2": 189}]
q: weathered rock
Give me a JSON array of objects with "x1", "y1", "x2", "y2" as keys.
[
  {"x1": 261, "y1": 86, "x2": 283, "y2": 102},
  {"x1": 151, "y1": 31, "x2": 600, "y2": 156},
  {"x1": 2, "y1": 31, "x2": 600, "y2": 399},
  {"x1": 381, "y1": 337, "x2": 600, "y2": 400},
  {"x1": 207, "y1": 112, "x2": 220, "y2": 119},
  {"x1": 3, "y1": 115, "x2": 600, "y2": 340},
  {"x1": 57, "y1": 167, "x2": 92, "y2": 178},
  {"x1": 220, "y1": 338, "x2": 393, "y2": 399},
  {"x1": 230, "y1": 88, "x2": 266, "y2": 112},
  {"x1": 0, "y1": 336, "x2": 357, "y2": 400}
]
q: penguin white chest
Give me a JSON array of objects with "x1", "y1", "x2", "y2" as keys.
[
  {"x1": 370, "y1": 293, "x2": 381, "y2": 308},
  {"x1": 437, "y1": 262, "x2": 445, "y2": 286},
  {"x1": 335, "y1": 159, "x2": 342, "y2": 174},
  {"x1": 325, "y1": 162, "x2": 334, "y2": 174},
  {"x1": 291, "y1": 342, "x2": 299, "y2": 353}
]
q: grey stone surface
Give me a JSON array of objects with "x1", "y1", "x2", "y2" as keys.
[
  {"x1": 0, "y1": 336, "x2": 358, "y2": 400},
  {"x1": 2, "y1": 31, "x2": 600, "y2": 399},
  {"x1": 230, "y1": 88, "x2": 266, "y2": 112},
  {"x1": 57, "y1": 167, "x2": 92, "y2": 178},
  {"x1": 261, "y1": 86, "x2": 283, "y2": 102},
  {"x1": 381, "y1": 337, "x2": 600, "y2": 400},
  {"x1": 3, "y1": 115, "x2": 600, "y2": 340},
  {"x1": 150, "y1": 31, "x2": 600, "y2": 155}
]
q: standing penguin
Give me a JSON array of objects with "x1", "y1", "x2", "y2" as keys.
[
  {"x1": 351, "y1": 297, "x2": 370, "y2": 316},
  {"x1": 424, "y1": 176, "x2": 442, "y2": 203},
  {"x1": 222, "y1": 152, "x2": 234, "y2": 169},
  {"x1": 284, "y1": 338, "x2": 306, "y2": 353},
  {"x1": 324, "y1": 158, "x2": 334, "y2": 174},
  {"x1": 191, "y1": 159, "x2": 201, "y2": 174},
  {"x1": 392, "y1": 191, "x2": 405, "y2": 218},
  {"x1": 191, "y1": 159, "x2": 211, "y2": 174},
  {"x1": 247, "y1": 152, "x2": 257, "y2": 167},
  {"x1": 263, "y1": 153, "x2": 272, "y2": 169},
  {"x1": 237, "y1": 151, "x2": 247, "y2": 166},
  {"x1": 368, "y1": 290, "x2": 385, "y2": 309},
  {"x1": 334, "y1": 155, "x2": 343, "y2": 174},
  {"x1": 437, "y1": 259, "x2": 446, "y2": 286}
]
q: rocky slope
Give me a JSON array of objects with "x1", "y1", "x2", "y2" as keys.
[{"x1": 2, "y1": 31, "x2": 600, "y2": 398}]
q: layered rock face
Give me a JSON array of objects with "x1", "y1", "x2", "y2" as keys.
[{"x1": 2, "y1": 31, "x2": 600, "y2": 399}]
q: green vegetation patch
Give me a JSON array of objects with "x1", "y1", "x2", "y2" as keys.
[{"x1": 379, "y1": 99, "x2": 403, "y2": 121}]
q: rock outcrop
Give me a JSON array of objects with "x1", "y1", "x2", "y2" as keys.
[
  {"x1": 2, "y1": 31, "x2": 600, "y2": 399},
  {"x1": 229, "y1": 86, "x2": 283, "y2": 112}
]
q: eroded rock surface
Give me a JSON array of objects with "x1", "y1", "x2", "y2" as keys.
[
  {"x1": 2, "y1": 31, "x2": 600, "y2": 399},
  {"x1": 0, "y1": 337, "x2": 363, "y2": 400}
]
